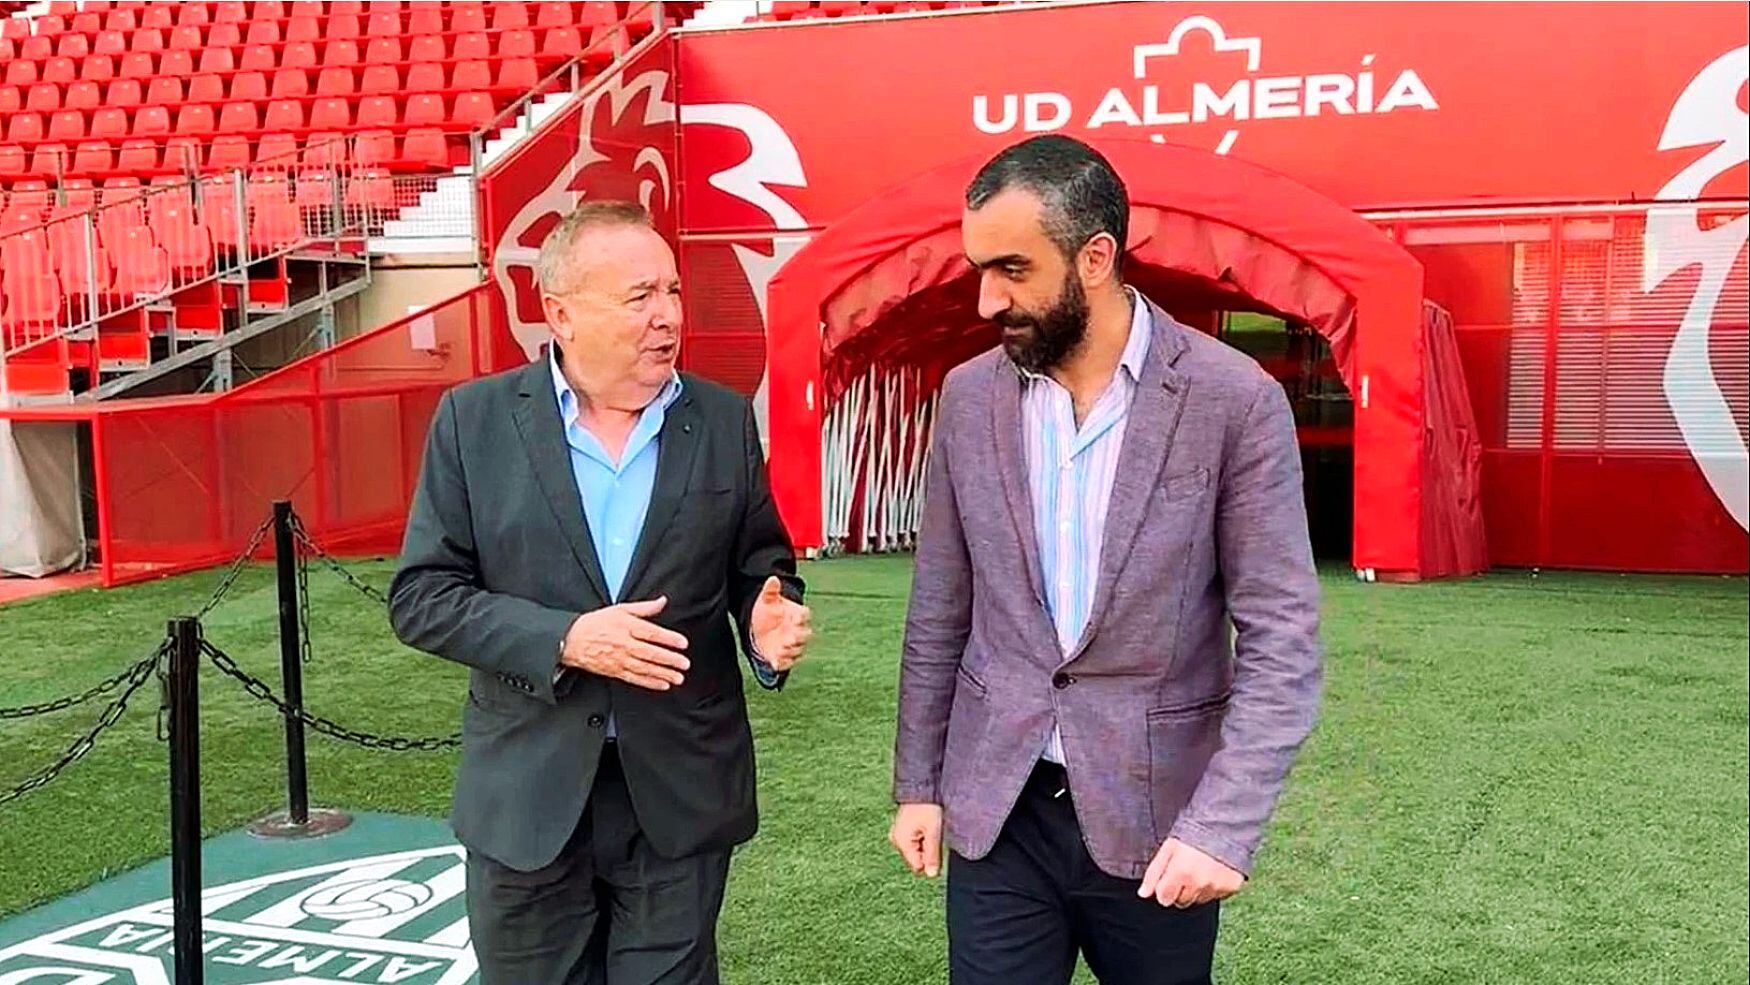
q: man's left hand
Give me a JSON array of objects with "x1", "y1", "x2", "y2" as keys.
[
  {"x1": 1138, "y1": 837, "x2": 1245, "y2": 908},
  {"x1": 750, "y1": 576, "x2": 812, "y2": 671}
]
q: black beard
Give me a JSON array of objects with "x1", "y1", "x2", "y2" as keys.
[{"x1": 996, "y1": 271, "x2": 1089, "y2": 374}]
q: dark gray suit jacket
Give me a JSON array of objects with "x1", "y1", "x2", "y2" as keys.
[
  {"x1": 894, "y1": 299, "x2": 1322, "y2": 879},
  {"x1": 390, "y1": 359, "x2": 802, "y2": 872}
]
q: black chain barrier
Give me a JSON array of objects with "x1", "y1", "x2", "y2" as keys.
[
  {"x1": 288, "y1": 512, "x2": 390, "y2": 608},
  {"x1": 0, "y1": 642, "x2": 168, "y2": 807},
  {"x1": 201, "y1": 638, "x2": 460, "y2": 751}
]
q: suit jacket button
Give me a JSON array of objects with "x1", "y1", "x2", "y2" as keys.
[
  {"x1": 1052, "y1": 672, "x2": 1075, "y2": 690},
  {"x1": 588, "y1": 714, "x2": 606, "y2": 728}
]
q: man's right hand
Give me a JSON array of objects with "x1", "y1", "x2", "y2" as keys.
[
  {"x1": 889, "y1": 802, "x2": 945, "y2": 878},
  {"x1": 560, "y1": 596, "x2": 690, "y2": 691}
]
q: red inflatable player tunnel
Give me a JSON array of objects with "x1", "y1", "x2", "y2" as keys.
[{"x1": 764, "y1": 139, "x2": 1485, "y2": 579}]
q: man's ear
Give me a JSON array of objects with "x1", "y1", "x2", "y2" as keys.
[
  {"x1": 541, "y1": 293, "x2": 569, "y2": 342},
  {"x1": 1079, "y1": 232, "x2": 1120, "y2": 290}
]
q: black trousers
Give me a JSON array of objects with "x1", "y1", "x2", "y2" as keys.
[
  {"x1": 464, "y1": 744, "x2": 733, "y2": 985},
  {"x1": 948, "y1": 761, "x2": 1221, "y2": 985}
]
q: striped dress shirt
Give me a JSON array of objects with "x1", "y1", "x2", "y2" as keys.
[{"x1": 1020, "y1": 289, "x2": 1151, "y2": 765}]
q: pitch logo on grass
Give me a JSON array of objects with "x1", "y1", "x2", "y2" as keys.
[{"x1": 0, "y1": 847, "x2": 477, "y2": 984}]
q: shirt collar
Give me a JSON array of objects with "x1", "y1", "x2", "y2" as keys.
[
  {"x1": 1016, "y1": 286, "x2": 1152, "y2": 384},
  {"x1": 549, "y1": 341, "x2": 683, "y2": 426}
]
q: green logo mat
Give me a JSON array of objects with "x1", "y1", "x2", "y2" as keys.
[{"x1": 0, "y1": 813, "x2": 479, "y2": 984}]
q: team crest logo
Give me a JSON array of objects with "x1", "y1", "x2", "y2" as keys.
[{"x1": 0, "y1": 848, "x2": 476, "y2": 984}]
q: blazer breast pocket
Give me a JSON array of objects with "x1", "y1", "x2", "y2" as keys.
[{"x1": 1161, "y1": 467, "x2": 1211, "y2": 502}]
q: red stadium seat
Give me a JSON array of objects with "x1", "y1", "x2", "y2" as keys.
[
  {"x1": 360, "y1": 65, "x2": 401, "y2": 94},
  {"x1": 20, "y1": 35, "x2": 53, "y2": 62},
  {"x1": 115, "y1": 138, "x2": 159, "y2": 171},
  {"x1": 72, "y1": 140, "x2": 114, "y2": 173},
  {"x1": 1, "y1": 19, "x2": 32, "y2": 42},
  {"x1": 103, "y1": 9, "x2": 138, "y2": 31},
  {"x1": 351, "y1": 130, "x2": 394, "y2": 165},
  {"x1": 403, "y1": 93, "x2": 445, "y2": 125},
  {"x1": 344, "y1": 168, "x2": 394, "y2": 211},
  {"x1": 169, "y1": 24, "x2": 205, "y2": 50},
  {"x1": 264, "y1": 99, "x2": 307, "y2": 130},
  {"x1": 132, "y1": 105, "x2": 171, "y2": 138},
  {"x1": 219, "y1": 101, "x2": 261, "y2": 133},
  {"x1": 581, "y1": 1, "x2": 620, "y2": 27},
  {"x1": 29, "y1": 143, "x2": 70, "y2": 177},
  {"x1": 49, "y1": 110, "x2": 88, "y2": 141},
  {"x1": 207, "y1": 135, "x2": 252, "y2": 172},
  {"x1": 245, "y1": 19, "x2": 282, "y2": 45},
  {"x1": 141, "y1": 6, "x2": 174, "y2": 29},
  {"x1": 326, "y1": 15, "x2": 362, "y2": 40},
  {"x1": 409, "y1": 34, "x2": 446, "y2": 62},
  {"x1": 6, "y1": 113, "x2": 45, "y2": 144},
  {"x1": 241, "y1": 44, "x2": 278, "y2": 73},
  {"x1": 207, "y1": 22, "x2": 243, "y2": 48},
  {"x1": 7, "y1": 182, "x2": 51, "y2": 213},
  {"x1": 284, "y1": 15, "x2": 320, "y2": 43},
  {"x1": 48, "y1": 209, "x2": 114, "y2": 301},
  {"x1": 316, "y1": 67, "x2": 356, "y2": 96},
  {"x1": 44, "y1": 58, "x2": 80, "y2": 86},
  {"x1": 253, "y1": 201, "x2": 303, "y2": 252},
  {"x1": 539, "y1": 27, "x2": 581, "y2": 57},
  {"x1": 61, "y1": 178, "x2": 98, "y2": 212},
  {"x1": 451, "y1": 91, "x2": 495, "y2": 127},
  {"x1": 158, "y1": 50, "x2": 195, "y2": 76},
  {"x1": 174, "y1": 103, "x2": 216, "y2": 136},
  {"x1": 3, "y1": 61, "x2": 39, "y2": 89},
  {"x1": 65, "y1": 81, "x2": 103, "y2": 111},
  {"x1": 201, "y1": 175, "x2": 242, "y2": 251},
  {"x1": 407, "y1": 6, "x2": 443, "y2": 35},
  {"x1": 0, "y1": 86, "x2": 17, "y2": 115},
  {"x1": 365, "y1": 37, "x2": 404, "y2": 63},
  {"x1": 79, "y1": 56, "x2": 118, "y2": 84},
  {"x1": 118, "y1": 52, "x2": 156, "y2": 80},
  {"x1": 106, "y1": 79, "x2": 144, "y2": 109},
  {"x1": 187, "y1": 74, "x2": 226, "y2": 104},
  {"x1": 26, "y1": 84, "x2": 63, "y2": 114},
  {"x1": 452, "y1": 32, "x2": 490, "y2": 60},
  {"x1": 0, "y1": 231, "x2": 62, "y2": 330},
  {"x1": 146, "y1": 76, "x2": 186, "y2": 107},
  {"x1": 130, "y1": 28, "x2": 165, "y2": 53},
  {"x1": 230, "y1": 71, "x2": 269, "y2": 101},
  {"x1": 214, "y1": 1, "x2": 248, "y2": 23},
  {"x1": 400, "y1": 127, "x2": 449, "y2": 167},
  {"x1": 110, "y1": 226, "x2": 170, "y2": 296},
  {"x1": 303, "y1": 133, "x2": 347, "y2": 168},
  {"x1": 0, "y1": 145, "x2": 26, "y2": 176},
  {"x1": 366, "y1": 9, "x2": 401, "y2": 36},
  {"x1": 536, "y1": 2, "x2": 572, "y2": 28},
  {"x1": 326, "y1": 39, "x2": 362, "y2": 65},
  {"x1": 0, "y1": 38, "x2": 11, "y2": 61},
  {"x1": 492, "y1": 3, "x2": 531, "y2": 29},
  {"x1": 57, "y1": 34, "x2": 92, "y2": 60},
  {"x1": 162, "y1": 135, "x2": 203, "y2": 171},
  {"x1": 247, "y1": 169, "x2": 293, "y2": 205},
  {"x1": 197, "y1": 47, "x2": 236, "y2": 75},
  {"x1": 296, "y1": 169, "x2": 338, "y2": 212},
  {"x1": 356, "y1": 95, "x2": 397, "y2": 128},
  {"x1": 254, "y1": 1, "x2": 288, "y2": 19},
  {"x1": 90, "y1": 108, "x2": 130, "y2": 140},
  {"x1": 405, "y1": 62, "x2": 446, "y2": 92},
  {"x1": 497, "y1": 29, "x2": 536, "y2": 58},
  {"x1": 283, "y1": 42, "x2": 319, "y2": 69},
  {"x1": 329, "y1": 0, "x2": 366, "y2": 15},
  {"x1": 176, "y1": 2, "x2": 210, "y2": 25},
  {"x1": 452, "y1": 60, "x2": 492, "y2": 90},
  {"x1": 255, "y1": 132, "x2": 300, "y2": 166},
  {"x1": 451, "y1": 5, "x2": 487, "y2": 32},
  {"x1": 271, "y1": 68, "x2": 311, "y2": 98},
  {"x1": 309, "y1": 96, "x2": 352, "y2": 129}
]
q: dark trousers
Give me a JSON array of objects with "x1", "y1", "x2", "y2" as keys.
[
  {"x1": 948, "y1": 761, "x2": 1221, "y2": 985},
  {"x1": 464, "y1": 744, "x2": 733, "y2": 985}
]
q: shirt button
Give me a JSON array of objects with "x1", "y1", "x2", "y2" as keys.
[
  {"x1": 1052, "y1": 673, "x2": 1075, "y2": 690},
  {"x1": 587, "y1": 714, "x2": 606, "y2": 728}
]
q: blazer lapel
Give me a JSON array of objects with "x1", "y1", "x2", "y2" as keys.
[
  {"x1": 512, "y1": 360, "x2": 611, "y2": 605},
  {"x1": 991, "y1": 356, "x2": 1048, "y2": 606},
  {"x1": 621, "y1": 385, "x2": 700, "y2": 600},
  {"x1": 1066, "y1": 303, "x2": 1190, "y2": 662}
]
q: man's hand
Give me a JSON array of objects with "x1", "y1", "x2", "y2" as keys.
[
  {"x1": 1138, "y1": 837, "x2": 1245, "y2": 907},
  {"x1": 889, "y1": 802, "x2": 945, "y2": 878},
  {"x1": 561, "y1": 596, "x2": 690, "y2": 691},
  {"x1": 750, "y1": 575, "x2": 812, "y2": 671}
]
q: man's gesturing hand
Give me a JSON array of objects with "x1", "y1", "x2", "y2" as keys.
[
  {"x1": 889, "y1": 803, "x2": 944, "y2": 878},
  {"x1": 750, "y1": 575, "x2": 812, "y2": 671},
  {"x1": 561, "y1": 596, "x2": 690, "y2": 691},
  {"x1": 1138, "y1": 837, "x2": 1244, "y2": 908}
]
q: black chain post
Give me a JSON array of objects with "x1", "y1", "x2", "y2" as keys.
[
  {"x1": 166, "y1": 617, "x2": 203, "y2": 985},
  {"x1": 271, "y1": 501, "x2": 311, "y2": 827}
]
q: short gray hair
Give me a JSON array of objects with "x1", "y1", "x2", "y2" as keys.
[{"x1": 536, "y1": 201, "x2": 654, "y2": 295}]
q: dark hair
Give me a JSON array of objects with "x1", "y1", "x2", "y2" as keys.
[{"x1": 965, "y1": 135, "x2": 1129, "y2": 263}]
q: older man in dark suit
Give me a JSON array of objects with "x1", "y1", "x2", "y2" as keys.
[
  {"x1": 891, "y1": 136, "x2": 1323, "y2": 985},
  {"x1": 391, "y1": 201, "x2": 812, "y2": 985}
]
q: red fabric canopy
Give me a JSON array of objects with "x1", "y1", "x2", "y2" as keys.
[{"x1": 766, "y1": 138, "x2": 1484, "y2": 578}]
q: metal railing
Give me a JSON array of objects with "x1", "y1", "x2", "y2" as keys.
[{"x1": 0, "y1": 2, "x2": 676, "y2": 404}]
